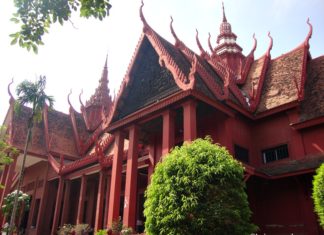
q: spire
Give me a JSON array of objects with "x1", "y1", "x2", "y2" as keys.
[
  {"x1": 215, "y1": 2, "x2": 242, "y2": 56},
  {"x1": 86, "y1": 55, "x2": 112, "y2": 109},
  {"x1": 222, "y1": 2, "x2": 227, "y2": 23}
]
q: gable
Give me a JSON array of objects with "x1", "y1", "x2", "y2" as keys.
[{"x1": 112, "y1": 36, "x2": 180, "y2": 122}]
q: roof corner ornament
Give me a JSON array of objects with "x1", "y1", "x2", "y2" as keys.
[
  {"x1": 79, "y1": 89, "x2": 85, "y2": 109},
  {"x1": 304, "y1": 18, "x2": 313, "y2": 47},
  {"x1": 195, "y1": 29, "x2": 209, "y2": 59},
  {"x1": 188, "y1": 54, "x2": 197, "y2": 89},
  {"x1": 250, "y1": 33, "x2": 257, "y2": 55},
  {"x1": 7, "y1": 78, "x2": 15, "y2": 103},
  {"x1": 68, "y1": 89, "x2": 79, "y2": 113},
  {"x1": 170, "y1": 16, "x2": 183, "y2": 49},
  {"x1": 140, "y1": 0, "x2": 151, "y2": 34},
  {"x1": 266, "y1": 32, "x2": 273, "y2": 57},
  {"x1": 207, "y1": 33, "x2": 215, "y2": 54}
]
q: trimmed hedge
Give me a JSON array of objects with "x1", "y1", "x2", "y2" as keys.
[
  {"x1": 144, "y1": 138, "x2": 257, "y2": 235},
  {"x1": 313, "y1": 163, "x2": 324, "y2": 228}
]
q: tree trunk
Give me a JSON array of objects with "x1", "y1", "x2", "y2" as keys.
[{"x1": 8, "y1": 124, "x2": 32, "y2": 235}]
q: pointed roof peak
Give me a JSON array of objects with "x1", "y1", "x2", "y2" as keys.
[
  {"x1": 222, "y1": 2, "x2": 227, "y2": 23},
  {"x1": 86, "y1": 56, "x2": 112, "y2": 108}
]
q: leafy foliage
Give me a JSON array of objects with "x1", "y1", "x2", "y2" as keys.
[
  {"x1": 15, "y1": 75, "x2": 54, "y2": 123},
  {"x1": 313, "y1": 163, "x2": 324, "y2": 228},
  {"x1": 57, "y1": 224, "x2": 92, "y2": 235},
  {"x1": 8, "y1": 75, "x2": 54, "y2": 232},
  {"x1": 144, "y1": 138, "x2": 257, "y2": 235},
  {"x1": 1, "y1": 190, "x2": 30, "y2": 220},
  {"x1": 0, "y1": 126, "x2": 18, "y2": 172},
  {"x1": 10, "y1": 0, "x2": 112, "y2": 53}
]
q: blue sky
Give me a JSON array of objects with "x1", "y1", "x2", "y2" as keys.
[{"x1": 1, "y1": 0, "x2": 324, "y2": 123}]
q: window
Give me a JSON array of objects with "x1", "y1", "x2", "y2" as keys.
[
  {"x1": 262, "y1": 144, "x2": 289, "y2": 163},
  {"x1": 234, "y1": 144, "x2": 249, "y2": 163}
]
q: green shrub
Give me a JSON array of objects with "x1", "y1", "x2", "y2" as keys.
[
  {"x1": 95, "y1": 229, "x2": 107, "y2": 235},
  {"x1": 313, "y1": 163, "x2": 324, "y2": 228},
  {"x1": 144, "y1": 138, "x2": 257, "y2": 235}
]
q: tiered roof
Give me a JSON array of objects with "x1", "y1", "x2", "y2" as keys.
[{"x1": 4, "y1": 2, "x2": 324, "y2": 176}]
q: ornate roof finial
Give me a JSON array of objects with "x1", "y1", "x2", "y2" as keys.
[
  {"x1": 250, "y1": 33, "x2": 257, "y2": 55},
  {"x1": 208, "y1": 33, "x2": 214, "y2": 53},
  {"x1": 79, "y1": 89, "x2": 85, "y2": 108},
  {"x1": 7, "y1": 78, "x2": 14, "y2": 102},
  {"x1": 67, "y1": 89, "x2": 73, "y2": 107},
  {"x1": 222, "y1": 2, "x2": 227, "y2": 23},
  {"x1": 304, "y1": 18, "x2": 313, "y2": 47},
  {"x1": 196, "y1": 29, "x2": 208, "y2": 58},
  {"x1": 266, "y1": 32, "x2": 273, "y2": 57},
  {"x1": 86, "y1": 57, "x2": 112, "y2": 109},
  {"x1": 170, "y1": 16, "x2": 183, "y2": 48},
  {"x1": 140, "y1": 0, "x2": 151, "y2": 33}
]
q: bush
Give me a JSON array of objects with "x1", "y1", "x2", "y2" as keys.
[
  {"x1": 313, "y1": 163, "x2": 324, "y2": 228},
  {"x1": 1, "y1": 190, "x2": 30, "y2": 221},
  {"x1": 144, "y1": 138, "x2": 257, "y2": 235}
]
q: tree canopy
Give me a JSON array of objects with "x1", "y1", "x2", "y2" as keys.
[
  {"x1": 10, "y1": 0, "x2": 112, "y2": 53},
  {"x1": 144, "y1": 138, "x2": 257, "y2": 235},
  {"x1": 313, "y1": 163, "x2": 324, "y2": 228}
]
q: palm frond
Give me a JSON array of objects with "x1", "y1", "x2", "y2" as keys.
[{"x1": 15, "y1": 76, "x2": 55, "y2": 123}]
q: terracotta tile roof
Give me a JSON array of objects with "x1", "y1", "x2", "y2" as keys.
[
  {"x1": 241, "y1": 56, "x2": 266, "y2": 97},
  {"x1": 156, "y1": 33, "x2": 191, "y2": 77},
  {"x1": 47, "y1": 110, "x2": 78, "y2": 157},
  {"x1": 12, "y1": 106, "x2": 46, "y2": 156},
  {"x1": 257, "y1": 47, "x2": 305, "y2": 113},
  {"x1": 257, "y1": 155, "x2": 324, "y2": 176},
  {"x1": 300, "y1": 56, "x2": 324, "y2": 121},
  {"x1": 74, "y1": 112, "x2": 91, "y2": 142},
  {"x1": 112, "y1": 36, "x2": 180, "y2": 122},
  {"x1": 11, "y1": 105, "x2": 80, "y2": 158}
]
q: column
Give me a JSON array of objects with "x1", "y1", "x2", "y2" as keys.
[
  {"x1": 162, "y1": 110, "x2": 175, "y2": 156},
  {"x1": 107, "y1": 131, "x2": 125, "y2": 227},
  {"x1": 104, "y1": 174, "x2": 111, "y2": 228},
  {"x1": 123, "y1": 125, "x2": 139, "y2": 229},
  {"x1": 76, "y1": 175, "x2": 87, "y2": 224},
  {"x1": 182, "y1": 100, "x2": 197, "y2": 142},
  {"x1": 35, "y1": 164, "x2": 49, "y2": 235},
  {"x1": 95, "y1": 171, "x2": 105, "y2": 231},
  {"x1": 60, "y1": 180, "x2": 71, "y2": 225},
  {"x1": 51, "y1": 177, "x2": 64, "y2": 235},
  {"x1": 147, "y1": 144, "x2": 155, "y2": 185}
]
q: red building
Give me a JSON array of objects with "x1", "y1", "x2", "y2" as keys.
[{"x1": 1, "y1": 3, "x2": 324, "y2": 235}]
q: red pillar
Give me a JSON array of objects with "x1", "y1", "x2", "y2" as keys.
[
  {"x1": 123, "y1": 125, "x2": 139, "y2": 229},
  {"x1": 162, "y1": 110, "x2": 175, "y2": 156},
  {"x1": 76, "y1": 175, "x2": 87, "y2": 224},
  {"x1": 107, "y1": 131, "x2": 125, "y2": 227},
  {"x1": 51, "y1": 177, "x2": 64, "y2": 235},
  {"x1": 60, "y1": 180, "x2": 71, "y2": 225},
  {"x1": 104, "y1": 174, "x2": 111, "y2": 228},
  {"x1": 182, "y1": 100, "x2": 197, "y2": 142},
  {"x1": 147, "y1": 144, "x2": 155, "y2": 185},
  {"x1": 95, "y1": 171, "x2": 105, "y2": 231}
]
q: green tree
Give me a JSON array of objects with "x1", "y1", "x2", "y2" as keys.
[
  {"x1": 313, "y1": 163, "x2": 324, "y2": 228},
  {"x1": 144, "y1": 138, "x2": 257, "y2": 235},
  {"x1": 10, "y1": 0, "x2": 112, "y2": 53},
  {"x1": 0, "y1": 126, "x2": 18, "y2": 188},
  {"x1": 9, "y1": 76, "x2": 54, "y2": 234}
]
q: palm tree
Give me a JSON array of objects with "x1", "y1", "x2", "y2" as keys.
[{"x1": 9, "y1": 76, "x2": 54, "y2": 234}]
